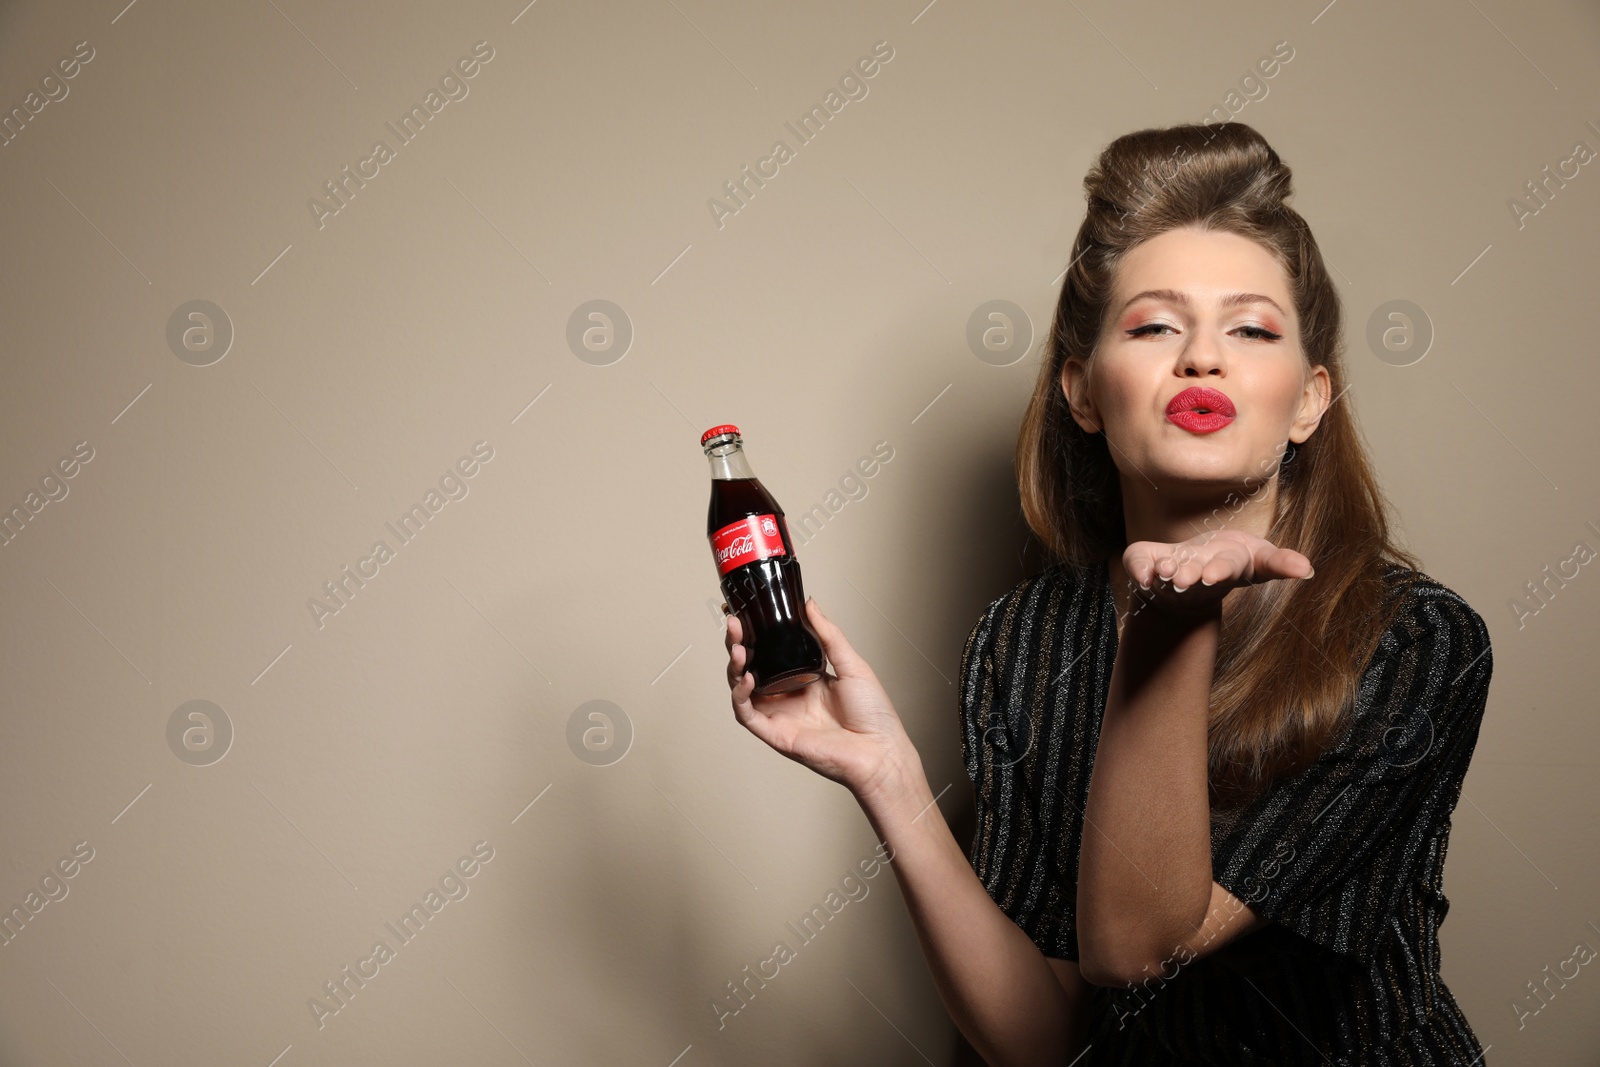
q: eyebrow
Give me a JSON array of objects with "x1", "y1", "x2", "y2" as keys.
[{"x1": 1118, "y1": 289, "x2": 1288, "y2": 319}]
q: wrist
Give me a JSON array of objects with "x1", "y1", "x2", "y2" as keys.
[
  {"x1": 1128, "y1": 591, "x2": 1223, "y2": 630},
  {"x1": 852, "y1": 736, "x2": 929, "y2": 813}
]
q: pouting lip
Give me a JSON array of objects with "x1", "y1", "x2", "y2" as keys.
[{"x1": 1166, "y1": 386, "x2": 1236, "y2": 418}]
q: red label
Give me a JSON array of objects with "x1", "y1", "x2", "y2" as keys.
[{"x1": 710, "y1": 513, "x2": 787, "y2": 575}]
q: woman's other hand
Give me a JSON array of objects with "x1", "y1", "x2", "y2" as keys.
[
  {"x1": 725, "y1": 598, "x2": 911, "y2": 800},
  {"x1": 1122, "y1": 528, "x2": 1314, "y2": 620}
]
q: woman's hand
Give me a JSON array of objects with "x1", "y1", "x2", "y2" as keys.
[
  {"x1": 725, "y1": 597, "x2": 912, "y2": 799},
  {"x1": 1122, "y1": 529, "x2": 1314, "y2": 620}
]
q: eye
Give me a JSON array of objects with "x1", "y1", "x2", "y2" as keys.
[{"x1": 1126, "y1": 322, "x2": 1285, "y2": 341}]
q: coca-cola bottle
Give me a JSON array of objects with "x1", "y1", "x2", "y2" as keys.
[{"x1": 702, "y1": 424, "x2": 826, "y2": 695}]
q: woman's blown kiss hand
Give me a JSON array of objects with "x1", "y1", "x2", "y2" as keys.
[{"x1": 1123, "y1": 528, "x2": 1315, "y2": 620}]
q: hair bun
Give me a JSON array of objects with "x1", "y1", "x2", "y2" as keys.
[{"x1": 1084, "y1": 122, "x2": 1294, "y2": 223}]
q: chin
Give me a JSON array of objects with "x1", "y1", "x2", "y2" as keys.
[{"x1": 1152, "y1": 458, "x2": 1259, "y2": 493}]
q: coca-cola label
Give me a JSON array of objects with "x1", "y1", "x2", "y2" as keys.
[{"x1": 710, "y1": 513, "x2": 787, "y2": 575}]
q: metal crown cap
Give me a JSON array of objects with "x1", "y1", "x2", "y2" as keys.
[{"x1": 700, "y1": 424, "x2": 741, "y2": 445}]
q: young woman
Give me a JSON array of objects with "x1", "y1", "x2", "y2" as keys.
[{"x1": 722, "y1": 122, "x2": 1493, "y2": 1065}]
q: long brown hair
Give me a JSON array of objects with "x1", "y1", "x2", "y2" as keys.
[{"x1": 1017, "y1": 121, "x2": 1422, "y2": 808}]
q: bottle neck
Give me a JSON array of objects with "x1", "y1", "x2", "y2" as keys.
[{"x1": 705, "y1": 440, "x2": 756, "y2": 480}]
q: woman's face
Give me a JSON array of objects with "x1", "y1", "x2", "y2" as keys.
[{"x1": 1061, "y1": 225, "x2": 1329, "y2": 499}]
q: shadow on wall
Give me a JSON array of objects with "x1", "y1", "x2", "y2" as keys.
[{"x1": 914, "y1": 429, "x2": 1053, "y2": 1066}]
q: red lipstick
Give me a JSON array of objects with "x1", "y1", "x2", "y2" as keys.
[{"x1": 1165, "y1": 386, "x2": 1236, "y2": 434}]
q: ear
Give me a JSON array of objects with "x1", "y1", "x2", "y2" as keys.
[
  {"x1": 1289, "y1": 364, "x2": 1332, "y2": 444},
  {"x1": 1060, "y1": 355, "x2": 1102, "y2": 434}
]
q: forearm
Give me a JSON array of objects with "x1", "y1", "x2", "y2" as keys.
[
  {"x1": 855, "y1": 742, "x2": 1091, "y2": 1067},
  {"x1": 1077, "y1": 606, "x2": 1218, "y2": 982}
]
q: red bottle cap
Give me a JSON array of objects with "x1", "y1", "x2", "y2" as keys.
[{"x1": 700, "y1": 424, "x2": 741, "y2": 445}]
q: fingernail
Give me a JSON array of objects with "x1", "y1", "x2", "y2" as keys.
[{"x1": 1304, "y1": 568, "x2": 1315, "y2": 580}]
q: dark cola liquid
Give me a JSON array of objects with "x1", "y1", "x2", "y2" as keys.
[{"x1": 710, "y1": 477, "x2": 826, "y2": 695}]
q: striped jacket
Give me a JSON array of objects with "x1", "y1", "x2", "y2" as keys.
[{"x1": 959, "y1": 558, "x2": 1493, "y2": 1065}]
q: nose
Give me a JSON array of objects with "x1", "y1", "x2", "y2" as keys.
[{"x1": 1176, "y1": 324, "x2": 1225, "y2": 377}]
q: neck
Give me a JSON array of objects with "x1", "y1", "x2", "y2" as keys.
[
  {"x1": 1107, "y1": 476, "x2": 1281, "y2": 619},
  {"x1": 1121, "y1": 474, "x2": 1280, "y2": 546}
]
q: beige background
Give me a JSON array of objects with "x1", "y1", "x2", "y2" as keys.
[{"x1": 1, "y1": 0, "x2": 1596, "y2": 1064}]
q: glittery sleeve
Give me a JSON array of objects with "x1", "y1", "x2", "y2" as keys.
[
  {"x1": 959, "y1": 575, "x2": 1087, "y2": 961},
  {"x1": 1210, "y1": 580, "x2": 1493, "y2": 966}
]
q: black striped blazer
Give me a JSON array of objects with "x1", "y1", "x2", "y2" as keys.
[{"x1": 959, "y1": 557, "x2": 1493, "y2": 1065}]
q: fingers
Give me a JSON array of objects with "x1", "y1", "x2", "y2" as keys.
[
  {"x1": 729, "y1": 658, "x2": 760, "y2": 726},
  {"x1": 1130, "y1": 541, "x2": 1206, "y2": 587},
  {"x1": 723, "y1": 612, "x2": 762, "y2": 704},
  {"x1": 1127, "y1": 542, "x2": 1211, "y2": 590},
  {"x1": 1170, "y1": 553, "x2": 1213, "y2": 592},
  {"x1": 1231, "y1": 539, "x2": 1311, "y2": 583},
  {"x1": 1194, "y1": 539, "x2": 1252, "y2": 588},
  {"x1": 1126, "y1": 537, "x2": 1314, "y2": 593},
  {"x1": 1128, "y1": 538, "x2": 1247, "y2": 592},
  {"x1": 725, "y1": 629, "x2": 757, "y2": 718},
  {"x1": 1260, "y1": 544, "x2": 1315, "y2": 581}
]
